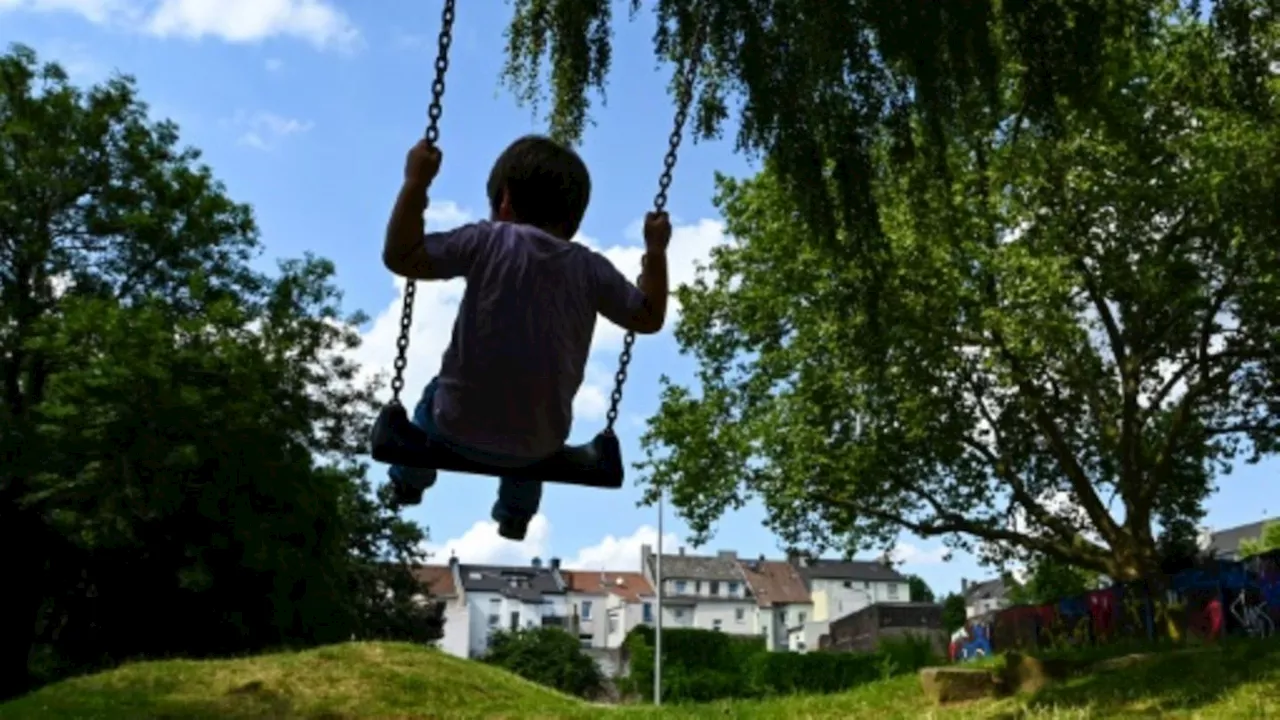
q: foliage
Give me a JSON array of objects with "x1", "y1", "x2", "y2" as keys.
[
  {"x1": 1238, "y1": 522, "x2": 1280, "y2": 558},
  {"x1": 747, "y1": 651, "x2": 884, "y2": 697},
  {"x1": 876, "y1": 633, "x2": 942, "y2": 676},
  {"x1": 483, "y1": 627, "x2": 603, "y2": 698},
  {"x1": 626, "y1": 6, "x2": 1280, "y2": 583},
  {"x1": 623, "y1": 625, "x2": 931, "y2": 703},
  {"x1": 0, "y1": 45, "x2": 439, "y2": 698},
  {"x1": 623, "y1": 625, "x2": 764, "y2": 703},
  {"x1": 1006, "y1": 557, "x2": 1101, "y2": 607},
  {"x1": 905, "y1": 574, "x2": 935, "y2": 603},
  {"x1": 941, "y1": 594, "x2": 968, "y2": 634},
  {"x1": 500, "y1": 0, "x2": 1216, "y2": 260}
]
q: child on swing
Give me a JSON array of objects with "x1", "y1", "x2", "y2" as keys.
[{"x1": 381, "y1": 135, "x2": 672, "y2": 541}]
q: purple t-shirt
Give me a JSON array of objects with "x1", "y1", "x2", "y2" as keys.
[{"x1": 420, "y1": 221, "x2": 646, "y2": 459}]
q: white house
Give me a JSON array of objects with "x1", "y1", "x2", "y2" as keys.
[
  {"x1": 562, "y1": 568, "x2": 655, "y2": 649},
  {"x1": 448, "y1": 557, "x2": 574, "y2": 658},
  {"x1": 412, "y1": 562, "x2": 470, "y2": 658},
  {"x1": 736, "y1": 556, "x2": 813, "y2": 652},
  {"x1": 641, "y1": 545, "x2": 758, "y2": 635},
  {"x1": 793, "y1": 555, "x2": 909, "y2": 651},
  {"x1": 961, "y1": 577, "x2": 1010, "y2": 619}
]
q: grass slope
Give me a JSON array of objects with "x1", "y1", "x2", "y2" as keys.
[{"x1": 3, "y1": 638, "x2": 1279, "y2": 719}]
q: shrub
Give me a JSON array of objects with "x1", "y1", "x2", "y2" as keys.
[
  {"x1": 877, "y1": 633, "x2": 941, "y2": 674},
  {"x1": 747, "y1": 650, "x2": 885, "y2": 695},
  {"x1": 623, "y1": 626, "x2": 765, "y2": 702},
  {"x1": 482, "y1": 627, "x2": 602, "y2": 698}
]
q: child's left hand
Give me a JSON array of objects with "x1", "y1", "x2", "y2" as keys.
[{"x1": 404, "y1": 139, "x2": 442, "y2": 188}]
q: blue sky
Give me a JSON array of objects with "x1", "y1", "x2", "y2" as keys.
[{"x1": 3, "y1": 0, "x2": 1273, "y2": 599}]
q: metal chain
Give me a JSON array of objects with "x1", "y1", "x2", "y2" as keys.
[
  {"x1": 389, "y1": 0, "x2": 456, "y2": 406},
  {"x1": 604, "y1": 19, "x2": 705, "y2": 434}
]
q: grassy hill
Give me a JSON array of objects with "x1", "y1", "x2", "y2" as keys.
[{"x1": 3, "y1": 638, "x2": 1279, "y2": 719}]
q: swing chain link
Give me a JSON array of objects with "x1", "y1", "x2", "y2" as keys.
[
  {"x1": 604, "y1": 18, "x2": 704, "y2": 434},
  {"x1": 390, "y1": 0, "x2": 456, "y2": 405}
]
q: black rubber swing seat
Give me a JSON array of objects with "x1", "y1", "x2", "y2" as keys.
[{"x1": 369, "y1": 403, "x2": 625, "y2": 489}]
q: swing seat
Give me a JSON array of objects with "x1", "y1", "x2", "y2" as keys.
[{"x1": 369, "y1": 403, "x2": 625, "y2": 489}]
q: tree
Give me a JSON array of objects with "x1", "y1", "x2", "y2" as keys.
[
  {"x1": 484, "y1": 627, "x2": 604, "y2": 698},
  {"x1": 1238, "y1": 522, "x2": 1280, "y2": 558},
  {"x1": 502, "y1": 0, "x2": 1213, "y2": 259},
  {"x1": 940, "y1": 594, "x2": 967, "y2": 634},
  {"x1": 1005, "y1": 557, "x2": 1100, "y2": 606},
  {"x1": 905, "y1": 575, "x2": 935, "y2": 604},
  {"x1": 1, "y1": 46, "x2": 438, "y2": 697},
  {"x1": 627, "y1": 9, "x2": 1280, "y2": 583}
]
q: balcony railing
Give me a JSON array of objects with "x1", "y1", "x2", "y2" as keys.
[{"x1": 542, "y1": 614, "x2": 580, "y2": 633}]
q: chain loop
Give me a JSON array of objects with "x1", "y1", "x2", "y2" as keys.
[
  {"x1": 604, "y1": 16, "x2": 705, "y2": 434},
  {"x1": 389, "y1": 0, "x2": 457, "y2": 406}
]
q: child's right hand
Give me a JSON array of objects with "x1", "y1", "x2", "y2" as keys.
[
  {"x1": 643, "y1": 211, "x2": 671, "y2": 252},
  {"x1": 404, "y1": 139, "x2": 442, "y2": 189}
]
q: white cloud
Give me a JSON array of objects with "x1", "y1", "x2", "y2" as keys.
[
  {"x1": 424, "y1": 518, "x2": 681, "y2": 573},
  {"x1": 581, "y1": 218, "x2": 725, "y2": 357},
  {"x1": 229, "y1": 110, "x2": 313, "y2": 150},
  {"x1": 352, "y1": 207, "x2": 728, "y2": 426},
  {"x1": 0, "y1": 0, "x2": 358, "y2": 50},
  {"x1": 0, "y1": 0, "x2": 138, "y2": 24},
  {"x1": 147, "y1": 0, "x2": 359, "y2": 50},
  {"x1": 424, "y1": 515, "x2": 552, "y2": 566},
  {"x1": 565, "y1": 524, "x2": 681, "y2": 572},
  {"x1": 890, "y1": 542, "x2": 949, "y2": 567}
]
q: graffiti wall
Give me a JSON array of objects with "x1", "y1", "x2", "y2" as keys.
[{"x1": 963, "y1": 550, "x2": 1280, "y2": 658}]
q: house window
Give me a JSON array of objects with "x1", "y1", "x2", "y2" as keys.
[
  {"x1": 799, "y1": 611, "x2": 807, "y2": 624},
  {"x1": 488, "y1": 614, "x2": 499, "y2": 627},
  {"x1": 579, "y1": 636, "x2": 593, "y2": 648},
  {"x1": 728, "y1": 581, "x2": 740, "y2": 596},
  {"x1": 887, "y1": 583, "x2": 900, "y2": 600},
  {"x1": 735, "y1": 607, "x2": 745, "y2": 622},
  {"x1": 712, "y1": 619, "x2": 723, "y2": 632},
  {"x1": 608, "y1": 616, "x2": 619, "y2": 634},
  {"x1": 674, "y1": 580, "x2": 687, "y2": 594},
  {"x1": 709, "y1": 580, "x2": 720, "y2": 596},
  {"x1": 674, "y1": 609, "x2": 685, "y2": 619},
  {"x1": 510, "y1": 612, "x2": 519, "y2": 631},
  {"x1": 642, "y1": 602, "x2": 654, "y2": 622},
  {"x1": 581, "y1": 600, "x2": 593, "y2": 620},
  {"x1": 843, "y1": 580, "x2": 853, "y2": 589}
]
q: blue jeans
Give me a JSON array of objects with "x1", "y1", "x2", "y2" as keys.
[{"x1": 388, "y1": 379, "x2": 543, "y2": 526}]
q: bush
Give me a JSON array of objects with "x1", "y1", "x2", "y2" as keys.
[
  {"x1": 623, "y1": 626, "x2": 765, "y2": 702},
  {"x1": 876, "y1": 633, "x2": 941, "y2": 675},
  {"x1": 746, "y1": 651, "x2": 884, "y2": 695},
  {"x1": 482, "y1": 627, "x2": 602, "y2": 698}
]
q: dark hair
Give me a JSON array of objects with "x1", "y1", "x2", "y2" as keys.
[{"x1": 487, "y1": 135, "x2": 591, "y2": 239}]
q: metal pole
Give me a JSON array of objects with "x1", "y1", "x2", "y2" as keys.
[{"x1": 654, "y1": 491, "x2": 664, "y2": 706}]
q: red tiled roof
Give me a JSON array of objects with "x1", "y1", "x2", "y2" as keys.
[
  {"x1": 562, "y1": 570, "x2": 654, "y2": 603},
  {"x1": 412, "y1": 564, "x2": 456, "y2": 597},
  {"x1": 737, "y1": 559, "x2": 811, "y2": 607}
]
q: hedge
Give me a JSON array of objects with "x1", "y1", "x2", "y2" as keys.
[{"x1": 623, "y1": 627, "x2": 939, "y2": 704}]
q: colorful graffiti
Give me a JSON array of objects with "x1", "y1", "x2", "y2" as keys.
[{"x1": 962, "y1": 549, "x2": 1280, "y2": 659}]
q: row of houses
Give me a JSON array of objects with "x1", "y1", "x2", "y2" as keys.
[{"x1": 414, "y1": 545, "x2": 913, "y2": 666}]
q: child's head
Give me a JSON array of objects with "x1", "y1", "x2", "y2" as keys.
[{"x1": 487, "y1": 135, "x2": 591, "y2": 240}]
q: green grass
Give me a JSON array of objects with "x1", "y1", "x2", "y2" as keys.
[{"x1": 3, "y1": 639, "x2": 1279, "y2": 719}]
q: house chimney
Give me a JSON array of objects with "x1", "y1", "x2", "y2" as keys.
[
  {"x1": 758, "y1": 554, "x2": 765, "y2": 563},
  {"x1": 531, "y1": 556, "x2": 542, "y2": 569},
  {"x1": 550, "y1": 557, "x2": 561, "y2": 570},
  {"x1": 448, "y1": 552, "x2": 458, "y2": 567},
  {"x1": 960, "y1": 578, "x2": 969, "y2": 593},
  {"x1": 717, "y1": 550, "x2": 737, "y2": 560},
  {"x1": 678, "y1": 546, "x2": 686, "y2": 556}
]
